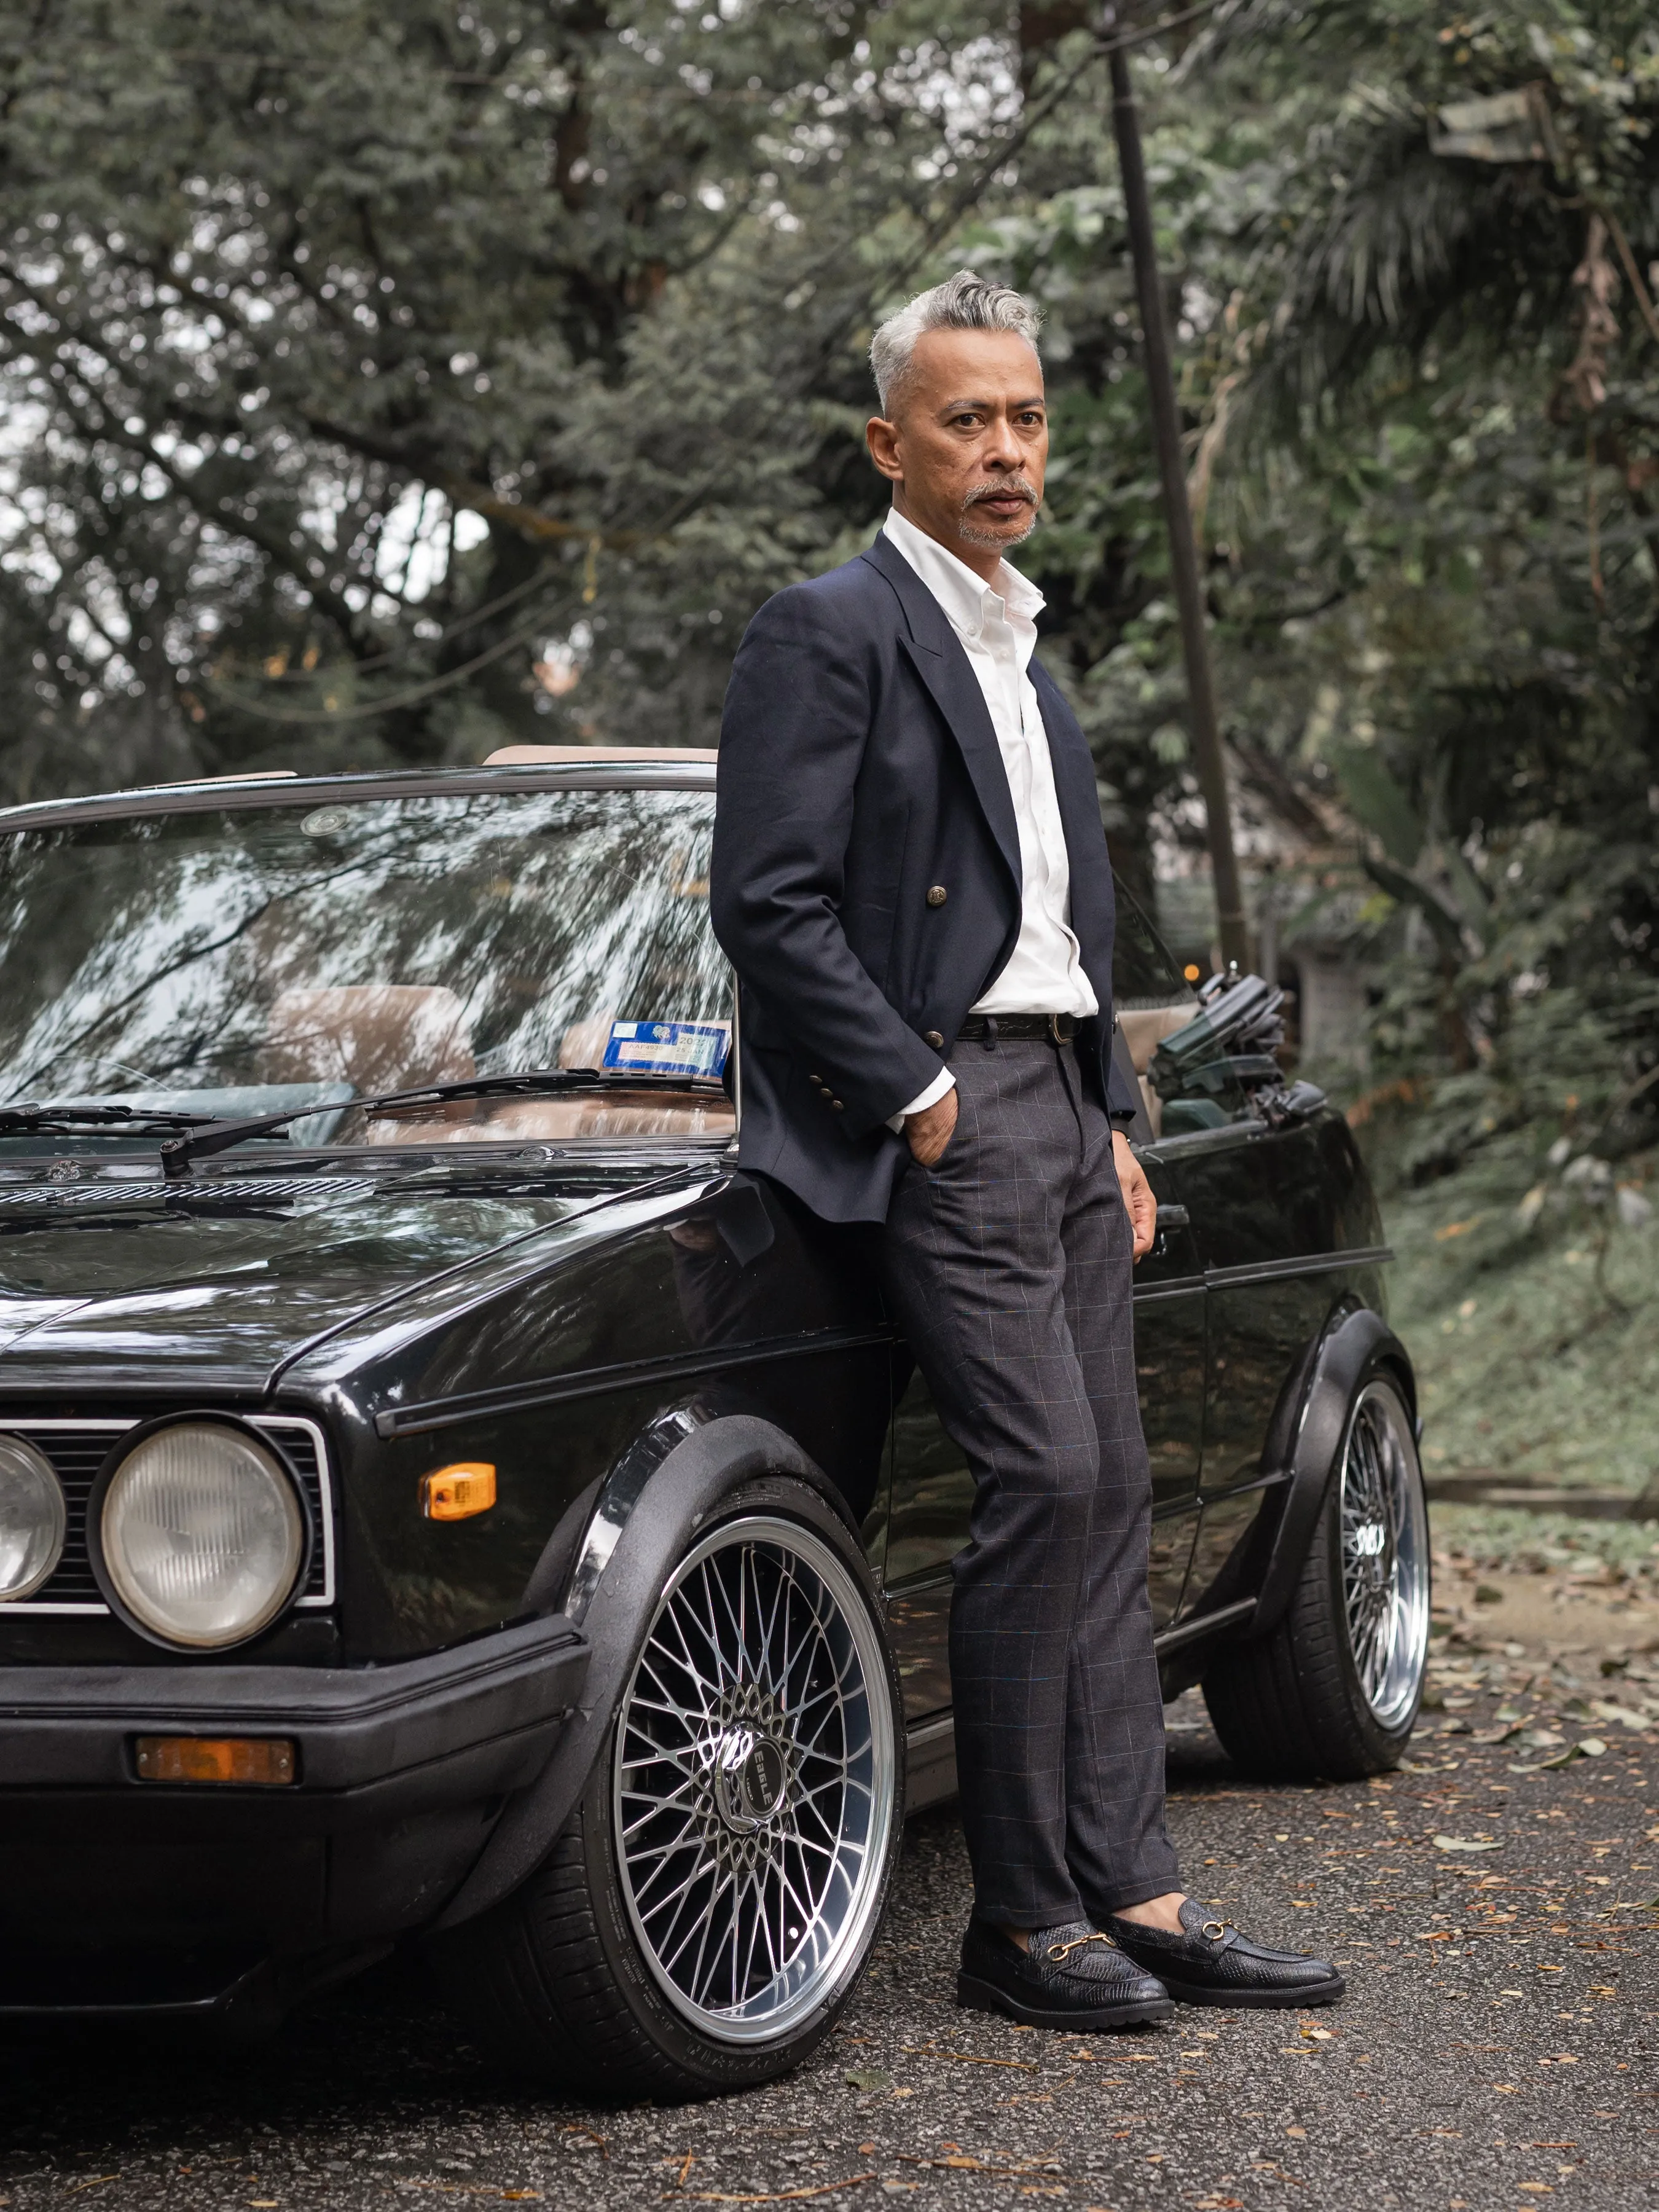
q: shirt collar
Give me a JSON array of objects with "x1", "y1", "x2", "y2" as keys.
[{"x1": 881, "y1": 506, "x2": 1045, "y2": 641}]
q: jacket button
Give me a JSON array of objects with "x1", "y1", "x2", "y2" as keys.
[
  {"x1": 831, "y1": 1099, "x2": 845, "y2": 1112},
  {"x1": 924, "y1": 1030, "x2": 945, "y2": 1049},
  {"x1": 926, "y1": 885, "x2": 947, "y2": 908}
]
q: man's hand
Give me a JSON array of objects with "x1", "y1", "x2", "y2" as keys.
[
  {"x1": 905, "y1": 1087, "x2": 959, "y2": 1167},
  {"x1": 1113, "y1": 1129, "x2": 1157, "y2": 1261}
]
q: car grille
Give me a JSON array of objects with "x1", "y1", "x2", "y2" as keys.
[{"x1": 3, "y1": 1417, "x2": 334, "y2": 1612}]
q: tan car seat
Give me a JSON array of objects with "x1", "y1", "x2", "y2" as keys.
[
  {"x1": 264, "y1": 985, "x2": 476, "y2": 1094},
  {"x1": 1116, "y1": 1005, "x2": 1198, "y2": 1140}
]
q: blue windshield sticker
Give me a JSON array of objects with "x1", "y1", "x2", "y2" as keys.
[{"x1": 602, "y1": 1019, "x2": 730, "y2": 1080}]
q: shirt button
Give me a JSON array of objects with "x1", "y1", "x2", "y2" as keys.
[
  {"x1": 925, "y1": 885, "x2": 947, "y2": 908},
  {"x1": 924, "y1": 1030, "x2": 945, "y2": 1049}
]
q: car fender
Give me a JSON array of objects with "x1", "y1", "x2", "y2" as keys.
[
  {"x1": 1245, "y1": 1303, "x2": 1417, "y2": 1641},
  {"x1": 431, "y1": 1406, "x2": 853, "y2": 1931}
]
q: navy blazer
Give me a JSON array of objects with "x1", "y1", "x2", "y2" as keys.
[{"x1": 711, "y1": 531, "x2": 1140, "y2": 1224}]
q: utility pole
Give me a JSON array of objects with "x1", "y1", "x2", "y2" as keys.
[{"x1": 1103, "y1": 11, "x2": 1250, "y2": 970}]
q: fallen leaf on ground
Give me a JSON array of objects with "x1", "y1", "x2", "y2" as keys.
[
  {"x1": 844, "y1": 2071, "x2": 892, "y2": 2093},
  {"x1": 1434, "y1": 1835, "x2": 1502, "y2": 1853},
  {"x1": 1536, "y1": 1739, "x2": 1606, "y2": 1769}
]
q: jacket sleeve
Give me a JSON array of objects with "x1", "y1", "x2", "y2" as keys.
[
  {"x1": 712, "y1": 586, "x2": 943, "y2": 1139},
  {"x1": 1106, "y1": 1037, "x2": 1142, "y2": 1124}
]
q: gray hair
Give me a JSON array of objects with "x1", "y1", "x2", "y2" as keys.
[{"x1": 869, "y1": 269, "x2": 1043, "y2": 417}]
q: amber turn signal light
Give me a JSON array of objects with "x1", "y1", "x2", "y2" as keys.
[
  {"x1": 420, "y1": 1462, "x2": 497, "y2": 1521},
  {"x1": 134, "y1": 1736, "x2": 297, "y2": 1786}
]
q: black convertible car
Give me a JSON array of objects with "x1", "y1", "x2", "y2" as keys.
[{"x1": 0, "y1": 751, "x2": 1428, "y2": 2097}]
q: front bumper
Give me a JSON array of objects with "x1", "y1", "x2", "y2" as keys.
[{"x1": 0, "y1": 1612, "x2": 588, "y2": 2018}]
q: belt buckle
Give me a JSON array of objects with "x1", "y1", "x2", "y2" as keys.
[{"x1": 1048, "y1": 1013, "x2": 1075, "y2": 1047}]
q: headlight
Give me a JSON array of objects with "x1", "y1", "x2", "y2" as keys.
[
  {"x1": 96, "y1": 1421, "x2": 307, "y2": 1650},
  {"x1": 0, "y1": 1434, "x2": 66, "y2": 1600}
]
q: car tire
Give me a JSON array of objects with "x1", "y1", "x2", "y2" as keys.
[
  {"x1": 431, "y1": 1475, "x2": 904, "y2": 2100},
  {"x1": 1202, "y1": 1368, "x2": 1430, "y2": 1781}
]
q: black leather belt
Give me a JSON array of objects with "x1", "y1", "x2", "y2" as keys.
[{"x1": 955, "y1": 1013, "x2": 1078, "y2": 1046}]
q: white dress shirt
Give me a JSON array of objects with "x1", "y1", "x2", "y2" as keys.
[{"x1": 881, "y1": 506, "x2": 1098, "y2": 1128}]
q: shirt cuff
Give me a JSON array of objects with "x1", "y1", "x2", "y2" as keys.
[{"x1": 886, "y1": 1067, "x2": 956, "y2": 1135}]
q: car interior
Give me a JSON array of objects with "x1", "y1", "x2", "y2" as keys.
[{"x1": 259, "y1": 981, "x2": 735, "y2": 1144}]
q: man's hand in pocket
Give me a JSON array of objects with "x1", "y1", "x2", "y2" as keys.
[{"x1": 905, "y1": 1087, "x2": 959, "y2": 1167}]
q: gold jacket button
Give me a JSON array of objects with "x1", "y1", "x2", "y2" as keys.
[
  {"x1": 924, "y1": 1030, "x2": 945, "y2": 1049},
  {"x1": 925, "y1": 885, "x2": 947, "y2": 908}
]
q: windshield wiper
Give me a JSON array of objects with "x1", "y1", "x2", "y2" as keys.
[
  {"x1": 0, "y1": 1102, "x2": 230, "y2": 1137},
  {"x1": 157, "y1": 1068, "x2": 723, "y2": 1180}
]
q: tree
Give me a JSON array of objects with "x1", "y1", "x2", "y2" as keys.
[{"x1": 0, "y1": 0, "x2": 1021, "y2": 790}]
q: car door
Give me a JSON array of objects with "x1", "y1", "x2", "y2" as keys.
[{"x1": 1164, "y1": 1103, "x2": 1382, "y2": 1620}]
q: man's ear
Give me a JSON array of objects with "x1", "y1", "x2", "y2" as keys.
[{"x1": 866, "y1": 415, "x2": 904, "y2": 484}]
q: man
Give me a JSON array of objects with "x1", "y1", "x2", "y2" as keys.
[{"x1": 711, "y1": 270, "x2": 1339, "y2": 2030}]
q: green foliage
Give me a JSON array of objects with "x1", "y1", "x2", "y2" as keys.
[
  {"x1": 0, "y1": 0, "x2": 1013, "y2": 783},
  {"x1": 1384, "y1": 1138, "x2": 1658, "y2": 1497}
]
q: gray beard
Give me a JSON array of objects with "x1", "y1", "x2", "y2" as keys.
[{"x1": 959, "y1": 501, "x2": 1038, "y2": 552}]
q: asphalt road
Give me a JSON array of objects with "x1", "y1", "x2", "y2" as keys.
[{"x1": 3, "y1": 1653, "x2": 1654, "y2": 2212}]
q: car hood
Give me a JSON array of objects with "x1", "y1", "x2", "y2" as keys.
[{"x1": 0, "y1": 1161, "x2": 711, "y2": 1393}]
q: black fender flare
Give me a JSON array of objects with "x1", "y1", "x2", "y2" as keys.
[
  {"x1": 432, "y1": 1408, "x2": 852, "y2": 1931},
  {"x1": 1245, "y1": 1303, "x2": 1418, "y2": 1641}
]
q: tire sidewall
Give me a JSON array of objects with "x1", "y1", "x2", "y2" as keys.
[{"x1": 573, "y1": 1473, "x2": 906, "y2": 2093}]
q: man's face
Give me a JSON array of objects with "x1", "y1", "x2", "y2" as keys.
[{"x1": 866, "y1": 327, "x2": 1048, "y2": 573}]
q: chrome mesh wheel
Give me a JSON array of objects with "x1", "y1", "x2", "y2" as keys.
[
  {"x1": 1338, "y1": 1380, "x2": 1430, "y2": 1730},
  {"x1": 612, "y1": 1513, "x2": 896, "y2": 2045}
]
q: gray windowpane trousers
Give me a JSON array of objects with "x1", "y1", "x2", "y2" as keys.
[{"x1": 879, "y1": 1034, "x2": 1181, "y2": 1928}]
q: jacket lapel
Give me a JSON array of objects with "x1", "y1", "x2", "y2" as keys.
[{"x1": 861, "y1": 535, "x2": 1021, "y2": 893}]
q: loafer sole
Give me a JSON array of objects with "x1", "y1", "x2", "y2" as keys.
[
  {"x1": 1151, "y1": 1971, "x2": 1345, "y2": 2009},
  {"x1": 956, "y1": 1971, "x2": 1174, "y2": 2031}
]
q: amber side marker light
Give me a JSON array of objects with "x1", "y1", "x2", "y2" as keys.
[
  {"x1": 420, "y1": 1462, "x2": 497, "y2": 1521},
  {"x1": 134, "y1": 1736, "x2": 297, "y2": 1787}
]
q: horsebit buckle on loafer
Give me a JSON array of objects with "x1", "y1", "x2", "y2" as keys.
[
  {"x1": 1046, "y1": 1932, "x2": 1118, "y2": 1963},
  {"x1": 1202, "y1": 1920, "x2": 1235, "y2": 1942}
]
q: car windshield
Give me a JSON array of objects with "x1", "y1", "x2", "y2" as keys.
[{"x1": 0, "y1": 783, "x2": 735, "y2": 1152}]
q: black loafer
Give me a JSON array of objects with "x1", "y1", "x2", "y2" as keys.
[
  {"x1": 1100, "y1": 1899, "x2": 1344, "y2": 2009},
  {"x1": 957, "y1": 1918, "x2": 1173, "y2": 2031}
]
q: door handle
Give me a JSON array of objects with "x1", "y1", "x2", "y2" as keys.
[{"x1": 1148, "y1": 1202, "x2": 1190, "y2": 1261}]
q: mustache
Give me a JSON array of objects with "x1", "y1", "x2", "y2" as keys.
[{"x1": 963, "y1": 477, "x2": 1039, "y2": 511}]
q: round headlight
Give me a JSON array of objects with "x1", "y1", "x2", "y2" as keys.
[
  {"x1": 96, "y1": 1422, "x2": 307, "y2": 1649},
  {"x1": 0, "y1": 1434, "x2": 66, "y2": 1600}
]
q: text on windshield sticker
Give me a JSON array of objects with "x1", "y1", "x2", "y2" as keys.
[{"x1": 603, "y1": 1019, "x2": 730, "y2": 1080}]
